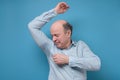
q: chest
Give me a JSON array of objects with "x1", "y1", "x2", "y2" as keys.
[{"x1": 50, "y1": 45, "x2": 83, "y2": 57}]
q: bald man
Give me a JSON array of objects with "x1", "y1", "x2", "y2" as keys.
[{"x1": 28, "y1": 2, "x2": 101, "y2": 80}]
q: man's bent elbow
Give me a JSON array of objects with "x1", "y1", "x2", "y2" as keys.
[
  {"x1": 28, "y1": 21, "x2": 33, "y2": 31},
  {"x1": 93, "y1": 57, "x2": 101, "y2": 71}
]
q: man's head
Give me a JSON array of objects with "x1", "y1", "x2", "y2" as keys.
[{"x1": 50, "y1": 20, "x2": 72, "y2": 49}]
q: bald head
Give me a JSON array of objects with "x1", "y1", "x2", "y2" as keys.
[
  {"x1": 51, "y1": 20, "x2": 72, "y2": 36},
  {"x1": 51, "y1": 20, "x2": 67, "y2": 30},
  {"x1": 54, "y1": 20, "x2": 67, "y2": 24}
]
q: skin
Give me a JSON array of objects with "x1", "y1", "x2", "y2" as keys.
[
  {"x1": 51, "y1": 2, "x2": 70, "y2": 65},
  {"x1": 50, "y1": 20, "x2": 71, "y2": 49}
]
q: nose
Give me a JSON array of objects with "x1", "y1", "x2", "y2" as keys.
[{"x1": 53, "y1": 36, "x2": 57, "y2": 42}]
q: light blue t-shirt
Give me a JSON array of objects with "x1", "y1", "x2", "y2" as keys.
[{"x1": 28, "y1": 9, "x2": 101, "y2": 80}]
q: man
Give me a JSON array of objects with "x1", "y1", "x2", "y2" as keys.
[{"x1": 28, "y1": 2, "x2": 101, "y2": 80}]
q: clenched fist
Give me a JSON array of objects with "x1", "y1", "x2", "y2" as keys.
[
  {"x1": 54, "y1": 2, "x2": 69, "y2": 14},
  {"x1": 53, "y1": 53, "x2": 69, "y2": 65}
]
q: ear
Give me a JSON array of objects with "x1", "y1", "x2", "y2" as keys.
[{"x1": 66, "y1": 30, "x2": 71, "y2": 37}]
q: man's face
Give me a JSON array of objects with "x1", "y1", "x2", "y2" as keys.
[{"x1": 50, "y1": 23, "x2": 70, "y2": 49}]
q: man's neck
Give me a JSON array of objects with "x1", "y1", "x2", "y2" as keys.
[{"x1": 64, "y1": 39, "x2": 72, "y2": 49}]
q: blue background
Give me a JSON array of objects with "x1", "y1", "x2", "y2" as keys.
[{"x1": 0, "y1": 0, "x2": 120, "y2": 80}]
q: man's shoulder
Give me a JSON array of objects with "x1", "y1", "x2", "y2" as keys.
[
  {"x1": 75, "y1": 40, "x2": 86, "y2": 45},
  {"x1": 73, "y1": 40, "x2": 88, "y2": 48}
]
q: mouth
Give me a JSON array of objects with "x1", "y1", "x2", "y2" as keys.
[
  {"x1": 54, "y1": 41, "x2": 60, "y2": 46},
  {"x1": 54, "y1": 42, "x2": 59, "y2": 45}
]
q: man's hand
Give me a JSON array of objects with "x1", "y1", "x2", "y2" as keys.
[
  {"x1": 54, "y1": 2, "x2": 69, "y2": 14},
  {"x1": 53, "y1": 53, "x2": 69, "y2": 65}
]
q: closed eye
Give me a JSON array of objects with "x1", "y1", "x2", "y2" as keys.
[{"x1": 52, "y1": 34, "x2": 60, "y2": 37}]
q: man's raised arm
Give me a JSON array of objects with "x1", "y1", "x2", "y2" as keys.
[{"x1": 28, "y1": 2, "x2": 69, "y2": 49}]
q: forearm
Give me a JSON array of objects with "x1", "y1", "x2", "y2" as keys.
[
  {"x1": 28, "y1": 9, "x2": 57, "y2": 31},
  {"x1": 69, "y1": 56, "x2": 101, "y2": 71}
]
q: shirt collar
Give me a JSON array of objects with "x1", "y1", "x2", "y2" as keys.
[
  {"x1": 71, "y1": 40, "x2": 77, "y2": 47},
  {"x1": 65, "y1": 40, "x2": 77, "y2": 49}
]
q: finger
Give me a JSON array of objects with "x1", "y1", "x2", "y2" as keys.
[
  {"x1": 62, "y1": 5, "x2": 69, "y2": 10},
  {"x1": 60, "y1": 2, "x2": 68, "y2": 8},
  {"x1": 66, "y1": 5, "x2": 69, "y2": 8},
  {"x1": 53, "y1": 58, "x2": 59, "y2": 64},
  {"x1": 53, "y1": 57, "x2": 57, "y2": 60},
  {"x1": 52, "y1": 54, "x2": 57, "y2": 57},
  {"x1": 52, "y1": 54, "x2": 59, "y2": 59},
  {"x1": 54, "y1": 60, "x2": 60, "y2": 64},
  {"x1": 53, "y1": 58, "x2": 57, "y2": 61},
  {"x1": 62, "y1": 5, "x2": 69, "y2": 8}
]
